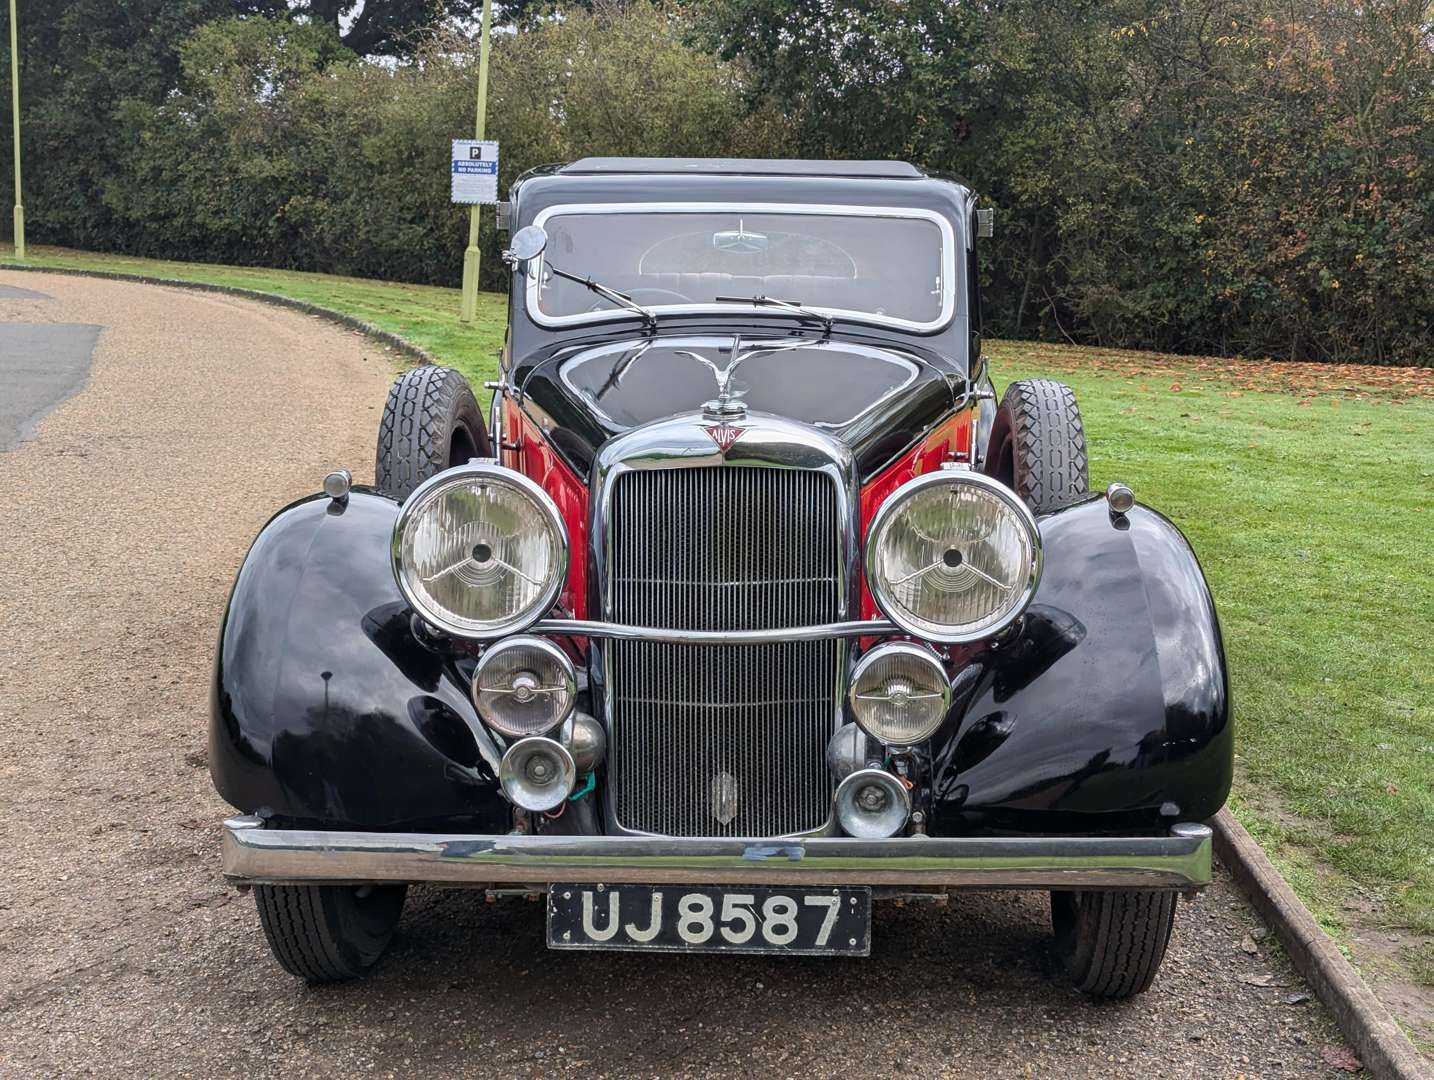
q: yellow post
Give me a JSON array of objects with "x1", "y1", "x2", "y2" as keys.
[
  {"x1": 8, "y1": 0, "x2": 23, "y2": 259},
  {"x1": 459, "y1": 0, "x2": 494, "y2": 323}
]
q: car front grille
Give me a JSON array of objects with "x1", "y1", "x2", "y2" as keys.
[{"x1": 607, "y1": 466, "x2": 842, "y2": 837}]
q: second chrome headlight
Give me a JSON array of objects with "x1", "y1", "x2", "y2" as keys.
[
  {"x1": 849, "y1": 642, "x2": 951, "y2": 745},
  {"x1": 866, "y1": 469, "x2": 1040, "y2": 642},
  {"x1": 472, "y1": 636, "x2": 577, "y2": 738},
  {"x1": 393, "y1": 463, "x2": 567, "y2": 638}
]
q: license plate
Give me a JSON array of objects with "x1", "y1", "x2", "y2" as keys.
[{"x1": 546, "y1": 884, "x2": 871, "y2": 956}]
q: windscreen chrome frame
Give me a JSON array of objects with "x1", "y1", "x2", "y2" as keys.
[{"x1": 525, "y1": 202, "x2": 958, "y2": 333}]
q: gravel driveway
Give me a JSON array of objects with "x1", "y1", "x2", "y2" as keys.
[{"x1": 0, "y1": 271, "x2": 1359, "y2": 1078}]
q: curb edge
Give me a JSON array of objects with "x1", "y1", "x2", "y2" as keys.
[{"x1": 1214, "y1": 809, "x2": 1432, "y2": 1080}]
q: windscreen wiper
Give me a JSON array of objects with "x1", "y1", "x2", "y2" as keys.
[
  {"x1": 546, "y1": 264, "x2": 657, "y2": 328},
  {"x1": 714, "y1": 294, "x2": 834, "y2": 335}
]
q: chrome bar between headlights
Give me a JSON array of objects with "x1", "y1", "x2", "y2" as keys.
[{"x1": 528, "y1": 618, "x2": 901, "y2": 644}]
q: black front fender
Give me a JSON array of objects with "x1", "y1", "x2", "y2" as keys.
[
  {"x1": 209, "y1": 491, "x2": 509, "y2": 830},
  {"x1": 930, "y1": 497, "x2": 1233, "y2": 834}
]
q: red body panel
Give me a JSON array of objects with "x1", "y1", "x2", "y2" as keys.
[
  {"x1": 857, "y1": 409, "x2": 974, "y2": 619},
  {"x1": 505, "y1": 400, "x2": 590, "y2": 620}
]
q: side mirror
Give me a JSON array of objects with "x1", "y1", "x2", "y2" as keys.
[{"x1": 503, "y1": 225, "x2": 548, "y2": 269}]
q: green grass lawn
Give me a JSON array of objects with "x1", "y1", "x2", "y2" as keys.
[{"x1": 6, "y1": 247, "x2": 1431, "y2": 999}]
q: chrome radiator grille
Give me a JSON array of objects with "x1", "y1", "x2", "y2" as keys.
[{"x1": 608, "y1": 467, "x2": 842, "y2": 837}]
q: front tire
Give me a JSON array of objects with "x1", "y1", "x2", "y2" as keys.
[
  {"x1": 1051, "y1": 889, "x2": 1178, "y2": 998},
  {"x1": 254, "y1": 883, "x2": 407, "y2": 983},
  {"x1": 985, "y1": 379, "x2": 1089, "y2": 514},
  {"x1": 375, "y1": 365, "x2": 490, "y2": 501}
]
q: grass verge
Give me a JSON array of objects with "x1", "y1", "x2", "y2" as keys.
[{"x1": 5, "y1": 248, "x2": 1431, "y2": 1014}]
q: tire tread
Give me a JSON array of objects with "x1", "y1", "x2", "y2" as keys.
[
  {"x1": 375, "y1": 365, "x2": 488, "y2": 500},
  {"x1": 1058, "y1": 889, "x2": 1178, "y2": 998},
  {"x1": 988, "y1": 378, "x2": 1089, "y2": 513},
  {"x1": 254, "y1": 883, "x2": 405, "y2": 984}
]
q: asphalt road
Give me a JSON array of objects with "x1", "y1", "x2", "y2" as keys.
[
  {"x1": 0, "y1": 283, "x2": 101, "y2": 451},
  {"x1": 0, "y1": 271, "x2": 1360, "y2": 1078}
]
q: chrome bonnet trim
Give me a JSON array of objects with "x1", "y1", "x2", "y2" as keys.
[
  {"x1": 531, "y1": 617, "x2": 899, "y2": 644},
  {"x1": 223, "y1": 816, "x2": 1214, "y2": 890}
]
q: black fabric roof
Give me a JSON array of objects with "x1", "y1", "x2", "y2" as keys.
[{"x1": 559, "y1": 157, "x2": 925, "y2": 179}]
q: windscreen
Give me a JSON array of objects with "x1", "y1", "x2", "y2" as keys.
[{"x1": 528, "y1": 208, "x2": 950, "y2": 328}]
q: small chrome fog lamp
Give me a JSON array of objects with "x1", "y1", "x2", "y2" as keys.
[
  {"x1": 848, "y1": 642, "x2": 952, "y2": 746},
  {"x1": 472, "y1": 636, "x2": 576, "y2": 738},
  {"x1": 834, "y1": 768, "x2": 911, "y2": 839},
  {"x1": 499, "y1": 736, "x2": 577, "y2": 812}
]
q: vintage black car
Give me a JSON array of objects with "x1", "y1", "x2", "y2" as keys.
[{"x1": 212, "y1": 158, "x2": 1230, "y2": 996}]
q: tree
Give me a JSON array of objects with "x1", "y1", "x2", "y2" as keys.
[
  {"x1": 285, "y1": 1, "x2": 485, "y2": 56},
  {"x1": 0, "y1": 0, "x2": 255, "y2": 248}
]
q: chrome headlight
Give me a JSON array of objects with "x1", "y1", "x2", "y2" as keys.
[
  {"x1": 393, "y1": 464, "x2": 567, "y2": 638},
  {"x1": 866, "y1": 469, "x2": 1040, "y2": 643},
  {"x1": 472, "y1": 636, "x2": 576, "y2": 738},
  {"x1": 848, "y1": 642, "x2": 951, "y2": 745}
]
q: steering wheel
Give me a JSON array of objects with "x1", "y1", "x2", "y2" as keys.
[{"x1": 587, "y1": 287, "x2": 692, "y2": 313}]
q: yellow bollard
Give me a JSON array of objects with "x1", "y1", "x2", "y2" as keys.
[
  {"x1": 459, "y1": 0, "x2": 494, "y2": 323},
  {"x1": 8, "y1": 0, "x2": 24, "y2": 259}
]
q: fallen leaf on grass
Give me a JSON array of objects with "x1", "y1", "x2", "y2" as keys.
[
  {"x1": 1247, "y1": 442, "x2": 1259, "y2": 449},
  {"x1": 1320, "y1": 1045, "x2": 1362, "y2": 1072},
  {"x1": 1170, "y1": 382, "x2": 1183, "y2": 391}
]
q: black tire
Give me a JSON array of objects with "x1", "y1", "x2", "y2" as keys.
[
  {"x1": 254, "y1": 883, "x2": 407, "y2": 984},
  {"x1": 1050, "y1": 889, "x2": 1178, "y2": 998},
  {"x1": 376, "y1": 365, "x2": 491, "y2": 500},
  {"x1": 984, "y1": 379, "x2": 1088, "y2": 514}
]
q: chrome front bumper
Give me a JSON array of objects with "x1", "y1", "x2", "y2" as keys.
[{"x1": 222, "y1": 816, "x2": 1212, "y2": 890}]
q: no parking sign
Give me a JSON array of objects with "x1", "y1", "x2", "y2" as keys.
[{"x1": 451, "y1": 140, "x2": 499, "y2": 205}]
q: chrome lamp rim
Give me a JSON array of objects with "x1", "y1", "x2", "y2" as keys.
[
  {"x1": 391, "y1": 462, "x2": 569, "y2": 640},
  {"x1": 848, "y1": 640, "x2": 953, "y2": 746},
  {"x1": 471, "y1": 634, "x2": 578, "y2": 737},
  {"x1": 864, "y1": 468, "x2": 1043, "y2": 644}
]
